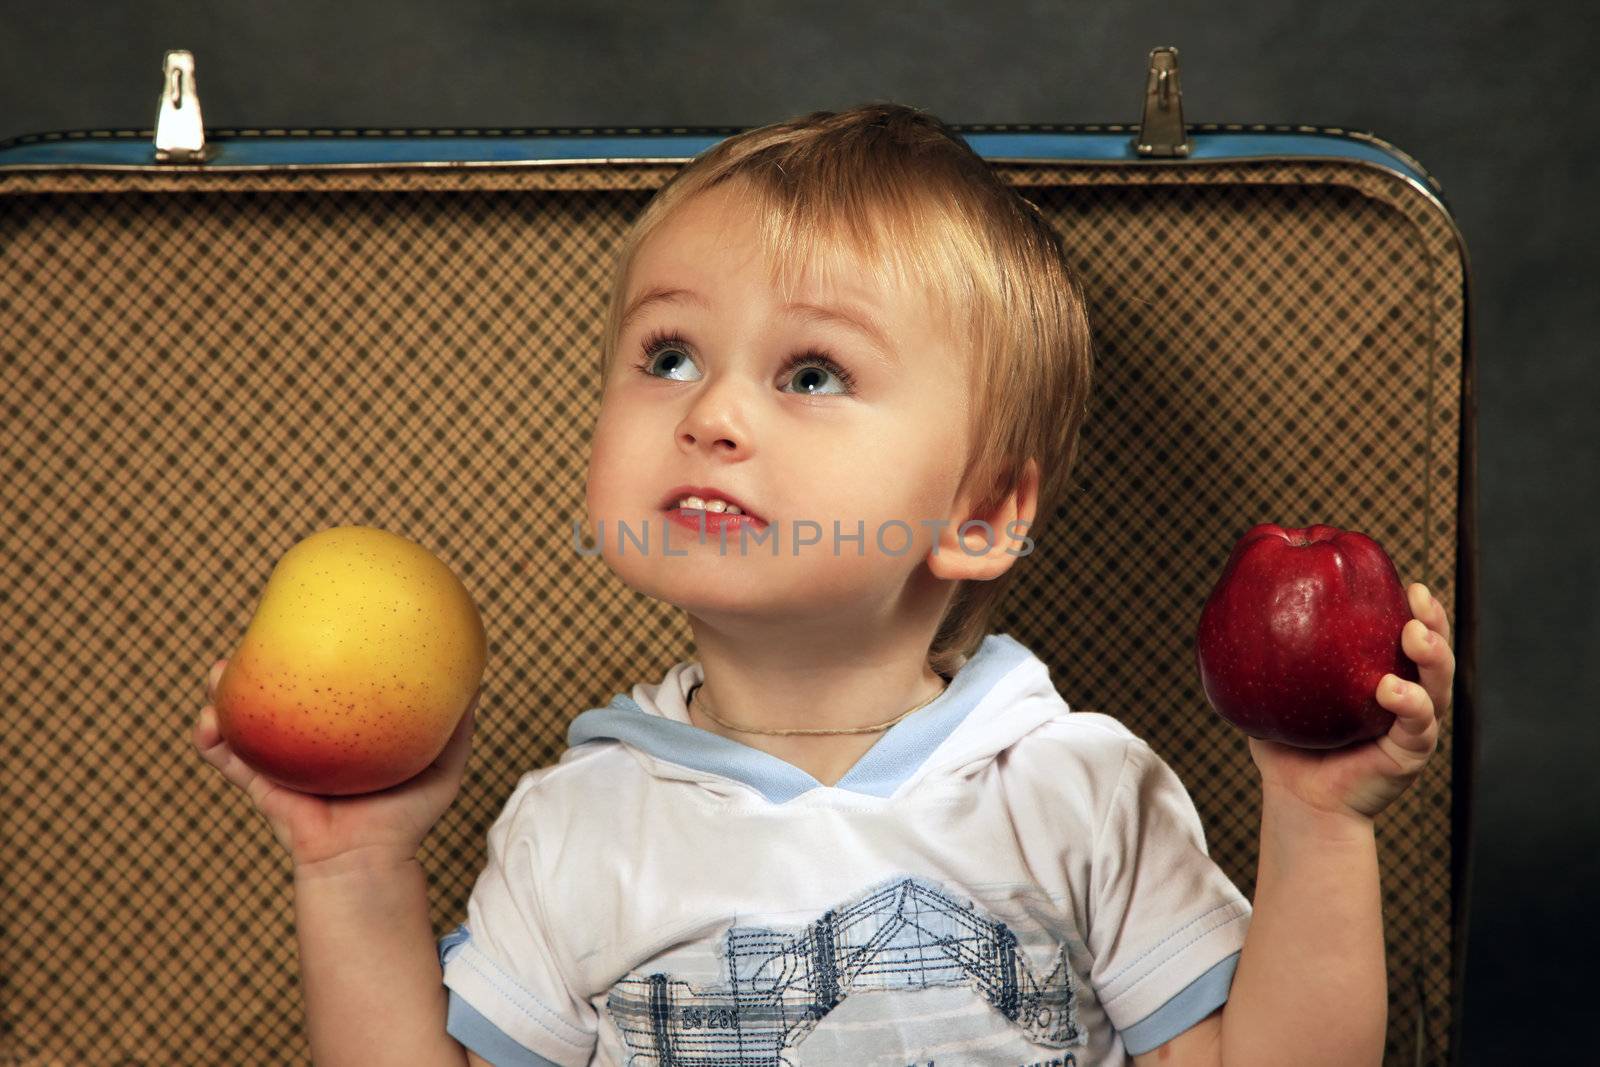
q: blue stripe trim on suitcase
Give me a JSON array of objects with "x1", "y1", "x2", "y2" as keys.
[{"x1": 0, "y1": 131, "x2": 1433, "y2": 189}]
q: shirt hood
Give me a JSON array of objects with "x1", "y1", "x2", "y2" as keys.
[{"x1": 564, "y1": 632, "x2": 1069, "y2": 804}]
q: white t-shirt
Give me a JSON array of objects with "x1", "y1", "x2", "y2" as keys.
[{"x1": 438, "y1": 632, "x2": 1252, "y2": 1066}]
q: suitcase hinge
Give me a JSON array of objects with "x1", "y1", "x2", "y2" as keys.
[
  {"x1": 1133, "y1": 46, "x2": 1192, "y2": 158},
  {"x1": 154, "y1": 49, "x2": 210, "y2": 163}
]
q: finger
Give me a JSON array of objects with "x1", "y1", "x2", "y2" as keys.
[
  {"x1": 1408, "y1": 583, "x2": 1452, "y2": 647},
  {"x1": 1375, "y1": 672, "x2": 1438, "y2": 756},
  {"x1": 193, "y1": 704, "x2": 266, "y2": 794},
  {"x1": 193, "y1": 701, "x2": 220, "y2": 750},
  {"x1": 207, "y1": 658, "x2": 227, "y2": 705},
  {"x1": 1401, "y1": 616, "x2": 1455, "y2": 718}
]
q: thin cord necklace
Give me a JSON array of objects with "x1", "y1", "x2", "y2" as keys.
[{"x1": 688, "y1": 677, "x2": 947, "y2": 736}]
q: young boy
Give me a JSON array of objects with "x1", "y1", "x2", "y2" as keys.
[{"x1": 194, "y1": 103, "x2": 1453, "y2": 1067}]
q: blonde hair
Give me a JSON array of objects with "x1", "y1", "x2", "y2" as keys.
[{"x1": 598, "y1": 101, "x2": 1095, "y2": 678}]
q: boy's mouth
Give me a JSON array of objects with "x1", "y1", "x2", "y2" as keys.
[{"x1": 658, "y1": 484, "x2": 767, "y2": 525}]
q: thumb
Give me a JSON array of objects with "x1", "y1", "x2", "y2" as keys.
[{"x1": 431, "y1": 686, "x2": 481, "y2": 773}]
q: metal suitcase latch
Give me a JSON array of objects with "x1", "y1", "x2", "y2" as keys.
[
  {"x1": 154, "y1": 49, "x2": 210, "y2": 163},
  {"x1": 1133, "y1": 45, "x2": 1192, "y2": 158}
]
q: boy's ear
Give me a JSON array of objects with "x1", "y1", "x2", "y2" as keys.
[{"x1": 926, "y1": 457, "x2": 1040, "y2": 582}]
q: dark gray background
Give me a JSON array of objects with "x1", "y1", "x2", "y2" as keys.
[{"x1": 2, "y1": 2, "x2": 1593, "y2": 1061}]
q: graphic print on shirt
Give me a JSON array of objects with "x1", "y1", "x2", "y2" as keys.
[{"x1": 604, "y1": 874, "x2": 1085, "y2": 1066}]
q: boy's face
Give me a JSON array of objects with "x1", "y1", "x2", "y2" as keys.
[{"x1": 584, "y1": 182, "x2": 975, "y2": 626}]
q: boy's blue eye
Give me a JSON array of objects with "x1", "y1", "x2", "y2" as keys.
[
  {"x1": 636, "y1": 338, "x2": 701, "y2": 382},
  {"x1": 632, "y1": 328, "x2": 859, "y2": 396}
]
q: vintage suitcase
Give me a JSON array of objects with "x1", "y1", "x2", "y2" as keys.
[{"x1": 0, "y1": 47, "x2": 1477, "y2": 1066}]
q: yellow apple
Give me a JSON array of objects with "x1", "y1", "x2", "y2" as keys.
[{"x1": 214, "y1": 525, "x2": 486, "y2": 796}]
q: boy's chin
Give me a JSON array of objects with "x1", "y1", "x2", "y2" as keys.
[{"x1": 613, "y1": 558, "x2": 873, "y2": 615}]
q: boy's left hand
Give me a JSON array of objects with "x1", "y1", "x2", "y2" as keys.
[{"x1": 1247, "y1": 581, "x2": 1455, "y2": 824}]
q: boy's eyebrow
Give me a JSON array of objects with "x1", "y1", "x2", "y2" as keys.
[{"x1": 620, "y1": 285, "x2": 899, "y2": 366}]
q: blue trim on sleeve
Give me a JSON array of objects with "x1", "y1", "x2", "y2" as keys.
[
  {"x1": 438, "y1": 923, "x2": 565, "y2": 1067},
  {"x1": 439, "y1": 920, "x2": 472, "y2": 965},
  {"x1": 445, "y1": 991, "x2": 565, "y2": 1067},
  {"x1": 1118, "y1": 950, "x2": 1241, "y2": 1057}
]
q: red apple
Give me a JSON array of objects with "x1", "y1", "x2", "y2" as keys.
[{"x1": 1194, "y1": 523, "x2": 1418, "y2": 748}]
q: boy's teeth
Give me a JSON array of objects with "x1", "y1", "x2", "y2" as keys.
[{"x1": 677, "y1": 496, "x2": 742, "y2": 515}]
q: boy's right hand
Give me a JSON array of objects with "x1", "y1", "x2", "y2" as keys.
[{"x1": 192, "y1": 657, "x2": 480, "y2": 876}]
